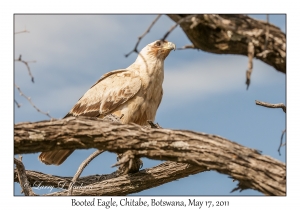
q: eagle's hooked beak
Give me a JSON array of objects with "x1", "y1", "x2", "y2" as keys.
[{"x1": 166, "y1": 42, "x2": 176, "y2": 51}]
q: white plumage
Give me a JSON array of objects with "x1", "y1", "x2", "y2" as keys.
[{"x1": 39, "y1": 40, "x2": 176, "y2": 166}]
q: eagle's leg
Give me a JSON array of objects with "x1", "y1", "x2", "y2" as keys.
[
  {"x1": 116, "y1": 153, "x2": 143, "y2": 175},
  {"x1": 115, "y1": 121, "x2": 159, "y2": 175},
  {"x1": 103, "y1": 114, "x2": 143, "y2": 175}
]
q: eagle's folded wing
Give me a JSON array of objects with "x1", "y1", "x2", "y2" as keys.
[{"x1": 65, "y1": 69, "x2": 142, "y2": 118}]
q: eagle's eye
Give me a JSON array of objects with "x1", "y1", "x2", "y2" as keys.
[{"x1": 155, "y1": 41, "x2": 161, "y2": 47}]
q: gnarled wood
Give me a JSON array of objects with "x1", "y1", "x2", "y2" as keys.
[
  {"x1": 14, "y1": 162, "x2": 206, "y2": 196},
  {"x1": 14, "y1": 117, "x2": 286, "y2": 195},
  {"x1": 14, "y1": 158, "x2": 36, "y2": 196},
  {"x1": 167, "y1": 14, "x2": 286, "y2": 73}
]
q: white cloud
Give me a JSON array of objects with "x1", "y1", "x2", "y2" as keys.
[
  {"x1": 163, "y1": 54, "x2": 285, "y2": 103},
  {"x1": 14, "y1": 15, "x2": 123, "y2": 65}
]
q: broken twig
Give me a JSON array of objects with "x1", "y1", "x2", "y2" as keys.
[
  {"x1": 278, "y1": 129, "x2": 286, "y2": 156},
  {"x1": 246, "y1": 41, "x2": 254, "y2": 90},
  {"x1": 255, "y1": 100, "x2": 286, "y2": 113}
]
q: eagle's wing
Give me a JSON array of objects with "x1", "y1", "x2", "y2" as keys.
[{"x1": 64, "y1": 69, "x2": 141, "y2": 118}]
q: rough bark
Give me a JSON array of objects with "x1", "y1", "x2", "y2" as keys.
[
  {"x1": 14, "y1": 116, "x2": 286, "y2": 195},
  {"x1": 14, "y1": 162, "x2": 206, "y2": 196},
  {"x1": 14, "y1": 158, "x2": 36, "y2": 196},
  {"x1": 167, "y1": 14, "x2": 286, "y2": 73}
]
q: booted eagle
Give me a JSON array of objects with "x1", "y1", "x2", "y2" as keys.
[{"x1": 39, "y1": 40, "x2": 176, "y2": 170}]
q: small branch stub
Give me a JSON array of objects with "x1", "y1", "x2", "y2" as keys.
[
  {"x1": 255, "y1": 100, "x2": 286, "y2": 113},
  {"x1": 246, "y1": 41, "x2": 255, "y2": 90}
]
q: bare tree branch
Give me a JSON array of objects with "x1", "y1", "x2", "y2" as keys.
[
  {"x1": 167, "y1": 14, "x2": 286, "y2": 74},
  {"x1": 14, "y1": 84, "x2": 56, "y2": 120},
  {"x1": 255, "y1": 100, "x2": 286, "y2": 113},
  {"x1": 14, "y1": 99, "x2": 21, "y2": 108},
  {"x1": 14, "y1": 117, "x2": 286, "y2": 195},
  {"x1": 14, "y1": 157, "x2": 36, "y2": 196},
  {"x1": 265, "y1": 14, "x2": 270, "y2": 50},
  {"x1": 15, "y1": 55, "x2": 35, "y2": 83},
  {"x1": 15, "y1": 29, "x2": 30, "y2": 34},
  {"x1": 278, "y1": 129, "x2": 286, "y2": 156},
  {"x1": 177, "y1": 44, "x2": 197, "y2": 50},
  {"x1": 161, "y1": 15, "x2": 196, "y2": 41},
  {"x1": 68, "y1": 150, "x2": 104, "y2": 195},
  {"x1": 14, "y1": 161, "x2": 207, "y2": 196},
  {"x1": 255, "y1": 100, "x2": 286, "y2": 155},
  {"x1": 125, "y1": 15, "x2": 161, "y2": 57},
  {"x1": 147, "y1": 120, "x2": 162, "y2": 129},
  {"x1": 126, "y1": 14, "x2": 197, "y2": 57}
]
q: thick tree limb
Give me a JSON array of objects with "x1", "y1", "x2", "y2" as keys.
[
  {"x1": 14, "y1": 117, "x2": 286, "y2": 195},
  {"x1": 14, "y1": 161, "x2": 207, "y2": 196},
  {"x1": 167, "y1": 14, "x2": 286, "y2": 73}
]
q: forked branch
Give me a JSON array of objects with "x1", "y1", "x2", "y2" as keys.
[
  {"x1": 15, "y1": 55, "x2": 35, "y2": 83},
  {"x1": 255, "y1": 100, "x2": 286, "y2": 155},
  {"x1": 125, "y1": 15, "x2": 161, "y2": 57}
]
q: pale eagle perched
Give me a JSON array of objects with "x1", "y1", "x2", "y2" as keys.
[{"x1": 39, "y1": 40, "x2": 176, "y2": 171}]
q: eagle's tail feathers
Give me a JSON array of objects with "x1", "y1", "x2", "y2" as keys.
[{"x1": 38, "y1": 150, "x2": 74, "y2": 165}]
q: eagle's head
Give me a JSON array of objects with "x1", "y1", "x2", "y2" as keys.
[{"x1": 141, "y1": 40, "x2": 176, "y2": 60}]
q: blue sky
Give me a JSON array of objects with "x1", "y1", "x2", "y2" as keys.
[{"x1": 14, "y1": 14, "x2": 286, "y2": 196}]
